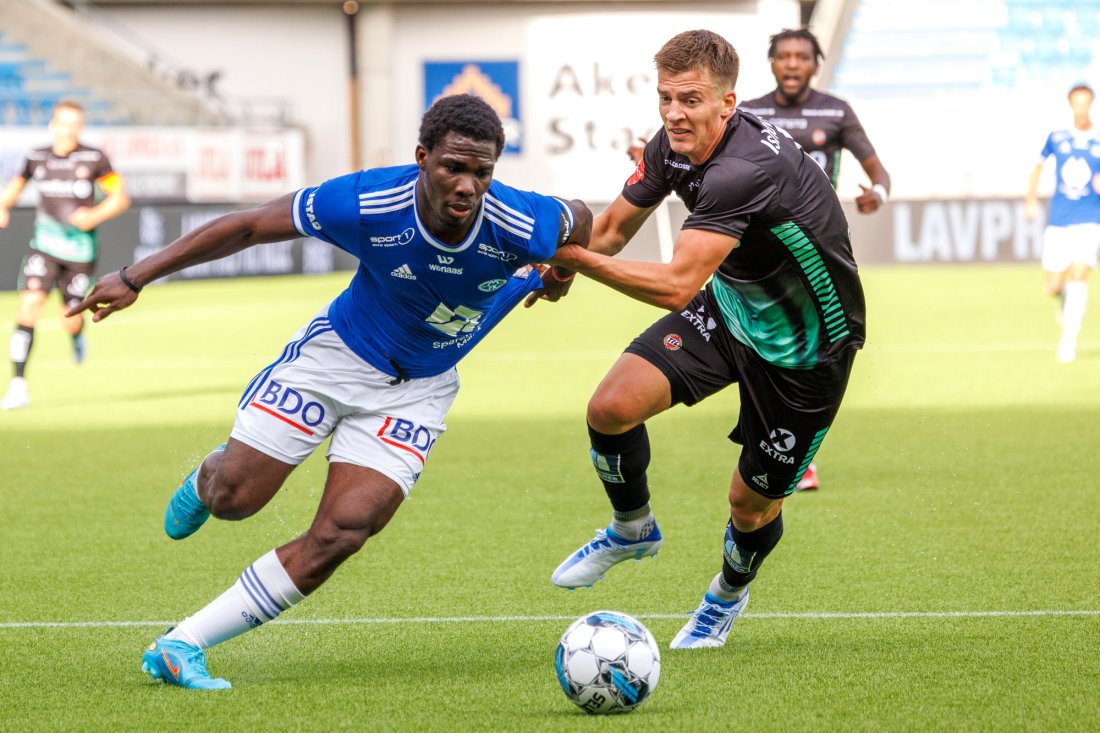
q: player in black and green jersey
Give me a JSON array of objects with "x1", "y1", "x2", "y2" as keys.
[
  {"x1": 740, "y1": 27, "x2": 891, "y2": 215},
  {"x1": 0, "y1": 100, "x2": 129, "y2": 410},
  {"x1": 543, "y1": 30, "x2": 865, "y2": 648}
]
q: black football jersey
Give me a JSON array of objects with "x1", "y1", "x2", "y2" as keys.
[
  {"x1": 622, "y1": 110, "x2": 865, "y2": 367},
  {"x1": 739, "y1": 90, "x2": 876, "y2": 188}
]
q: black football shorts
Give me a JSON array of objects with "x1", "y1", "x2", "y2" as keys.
[
  {"x1": 17, "y1": 248, "x2": 96, "y2": 308},
  {"x1": 624, "y1": 288, "x2": 857, "y2": 499}
]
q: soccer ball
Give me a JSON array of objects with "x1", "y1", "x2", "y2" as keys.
[{"x1": 554, "y1": 610, "x2": 661, "y2": 714}]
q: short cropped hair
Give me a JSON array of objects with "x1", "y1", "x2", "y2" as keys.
[
  {"x1": 1069, "y1": 83, "x2": 1094, "y2": 100},
  {"x1": 654, "y1": 30, "x2": 740, "y2": 92},
  {"x1": 418, "y1": 94, "x2": 505, "y2": 157},
  {"x1": 52, "y1": 100, "x2": 84, "y2": 116},
  {"x1": 767, "y1": 28, "x2": 825, "y2": 64}
]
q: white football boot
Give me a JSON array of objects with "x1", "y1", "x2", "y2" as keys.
[
  {"x1": 670, "y1": 581, "x2": 749, "y2": 649},
  {"x1": 1, "y1": 377, "x2": 30, "y2": 410},
  {"x1": 551, "y1": 524, "x2": 662, "y2": 589}
]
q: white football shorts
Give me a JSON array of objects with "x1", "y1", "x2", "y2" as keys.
[
  {"x1": 1041, "y1": 223, "x2": 1100, "y2": 272},
  {"x1": 230, "y1": 309, "x2": 460, "y2": 495}
]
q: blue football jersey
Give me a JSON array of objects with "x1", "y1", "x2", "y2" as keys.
[
  {"x1": 1039, "y1": 129, "x2": 1100, "y2": 227},
  {"x1": 291, "y1": 164, "x2": 574, "y2": 378}
]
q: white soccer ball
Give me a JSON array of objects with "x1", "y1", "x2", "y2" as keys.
[{"x1": 554, "y1": 610, "x2": 661, "y2": 714}]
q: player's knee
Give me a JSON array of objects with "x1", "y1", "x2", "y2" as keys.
[
  {"x1": 204, "y1": 471, "x2": 265, "y2": 520},
  {"x1": 727, "y1": 490, "x2": 775, "y2": 532},
  {"x1": 586, "y1": 389, "x2": 637, "y2": 433}
]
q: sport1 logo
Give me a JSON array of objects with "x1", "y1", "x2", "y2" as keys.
[
  {"x1": 249, "y1": 380, "x2": 326, "y2": 435},
  {"x1": 376, "y1": 416, "x2": 435, "y2": 464},
  {"x1": 425, "y1": 302, "x2": 483, "y2": 337}
]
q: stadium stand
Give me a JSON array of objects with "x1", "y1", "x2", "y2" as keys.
[
  {"x1": 811, "y1": 0, "x2": 1100, "y2": 198},
  {"x1": 0, "y1": 0, "x2": 224, "y2": 126}
]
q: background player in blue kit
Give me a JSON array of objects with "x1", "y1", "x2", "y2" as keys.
[
  {"x1": 70, "y1": 94, "x2": 591, "y2": 690},
  {"x1": 544, "y1": 30, "x2": 865, "y2": 649},
  {"x1": 1026, "y1": 83, "x2": 1100, "y2": 363}
]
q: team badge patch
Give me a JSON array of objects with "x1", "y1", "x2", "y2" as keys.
[
  {"x1": 813, "y1": 129, "x2": 826, "y2": 146},
  {"x1": 662, "y1": 334, "x2": 682, "y2": 351}
]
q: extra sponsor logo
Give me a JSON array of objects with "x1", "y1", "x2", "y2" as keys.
[
  {"x1": 663, "y1": 333, "x2": 682, "y2": 351},
  {"x1": 376, "y1": 416, "x2": 436, "y2": 464},
  {"x1": 477, "y1": 243, "x2": 518, "y2": 263},
  {"x1": 759, "y1": 428, "x2": 796, "y2": 465},
  {"x1": 478, "y1": 278, "x2": 507, "y2": 292},
  {"x1": 370, "y1": 227, "x2": 415, "y2": 247},
  {"x1": 249, "y1": 380, "x2": 326, "y2": 435},
  {"x1": 680, "y1": 304, "x2": 716, "y2": 342}
]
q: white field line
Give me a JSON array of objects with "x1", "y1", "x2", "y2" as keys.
[{"x1": 2, "y1": 609, "x2": 1099, "y2": 630}]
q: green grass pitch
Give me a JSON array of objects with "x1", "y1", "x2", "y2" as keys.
[{"x1": 1, "y1": 264, "x2": 1098, "y2": 732}]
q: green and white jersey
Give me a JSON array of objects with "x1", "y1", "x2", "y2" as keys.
[
  {"x1": 21, "y1": 144, "x2": 116, "y2": 264},
  {"x1": 622, "y1": 110, "x2": 865, "y2": 368}
]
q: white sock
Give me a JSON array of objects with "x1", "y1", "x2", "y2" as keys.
[
  {"x1": 611, "y1": 504, "x2": 655, "y2": 541},
  {"x1": 1061, "y1": 280, "x2": 1088, "y2": 346},
  {"x1": 166, "y1": 549, "x2": 306, "y2": 649},
  {"x1": 708, "y1": 572, "x2": 747, "y2": 604}
]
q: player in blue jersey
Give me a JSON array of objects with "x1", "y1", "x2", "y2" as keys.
[
  {"x1": 1026, "y1": 83, "x2": 1100, "y2": 363},
  {"x1": 69, "y1": 94, "x2": 591, "y2": 690},
  {"x1": 543, "y1": 31, "x2": 864, "y2": 649}
]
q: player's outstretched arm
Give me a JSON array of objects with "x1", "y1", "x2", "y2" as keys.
[
  {"x1": 67, "y1": 192, "x2": 299, "y2": 322},
  {"x1": 552, "y1": 226, "x2": 736, "y2": 312}
]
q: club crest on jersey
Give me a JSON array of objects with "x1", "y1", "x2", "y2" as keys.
[
  {"x1": 248, "y1": 380, "x2": 326, "y2": 435},
  {"x1": 663, "y1": 334, "x2": 682, "y2": 351},
  {"x1": 478, "y1": 278, "x2": 507, "y2": 292},
  {"x1": 812, "y1": 129, "x2": 826, "y2": 146},
  {"x1": 376, "y1": 416, "x2": 436, "y2": 464}
]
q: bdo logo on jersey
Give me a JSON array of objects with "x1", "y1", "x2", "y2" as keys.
[
  {"x1": 376, "y1": 416, "x2": 436, "y2": 464},
  {"x1": 249, "y1": 380, "x2": 326, "y2": 435}
]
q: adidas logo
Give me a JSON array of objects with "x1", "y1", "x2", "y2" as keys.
[{"x1": 391, "y1": 264, "x2": 416, "y2": 280}]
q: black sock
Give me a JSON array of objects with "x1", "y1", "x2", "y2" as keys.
[
  {"x1": 588, "y1": 423, "x2": 651, "y2": 513},
  {"x1": 721, "y1": 513, "x2": 784, "y2": 588}
]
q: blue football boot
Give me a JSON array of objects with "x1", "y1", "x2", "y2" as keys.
[
  {"x1": 164, "y1": 444, "x2": 225, "y2": 540},
  {"x1": 142, "y1": 633, "x2": 231, "y2": 690}
]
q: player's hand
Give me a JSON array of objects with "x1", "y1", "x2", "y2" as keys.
[
  {"x1": 66, "y1": 269, "x2": 139, "y2": 322},
  {"x1": 1024, "y1": 197, "x2": 1039, "y2": 222},
  {"x1": 68, "y1": 207, "x2": 98, "y2": 231},
  {"x1": 0, "y1": 208, "x2": 9, "y2": 229},
  {"x1": 856, "y1": 184, "x2": 882, "y2": 214},
  {"x1": 524, "y1": 264, "x2": 575, "y2": 308}
]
